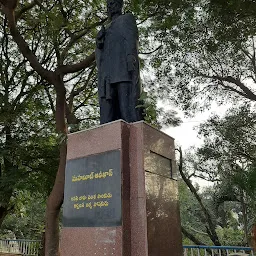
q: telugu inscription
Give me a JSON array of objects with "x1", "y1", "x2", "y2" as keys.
[{"x1": 63, "y1": 150, "x2": 121, "y2": 227}]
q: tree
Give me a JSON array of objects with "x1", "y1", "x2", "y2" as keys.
[
  {"x1": 179, "y1": 179, "x2": 245, "y2": 247},
  {"x1": 0, "y1": 191, "x2": 47, "y2": 240},
  {"x1": 0, "y1": 12, "x2": 60, "y2": 227},
  {"x1": 196, "y1": 106, "x2": 256, "y2": 245},
  {"x1": 132, "y1": 0, "x2": 256, "y2": 113},
  {"x1": 178, "y1": 147, "x2": 253, "y2": 247},
  {"x1": 0, "y1": 1, "x2": 101, "y2": 254},
  {"x1": 177, "y1": 106, "x2": 256, "y2": 246},
  {"x1": 177, "y1": 148, "x2": 222, "y2": 246}
]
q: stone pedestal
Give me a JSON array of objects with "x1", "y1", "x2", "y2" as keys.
[{"x1": 60, "y1": 120, "x2": 183, "y2": 256}]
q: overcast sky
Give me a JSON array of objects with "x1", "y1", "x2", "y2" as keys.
[{"x1": 162, "y1": 102, "x2": 230, "y2": 150}]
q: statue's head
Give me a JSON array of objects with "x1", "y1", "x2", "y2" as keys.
[{"x1": 107, "y1": 0, "x2": 123, "y2": 19}]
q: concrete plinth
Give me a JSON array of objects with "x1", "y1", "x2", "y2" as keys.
[{"x1": 60, "y1": 120, "x2": 183, "y2": 256}]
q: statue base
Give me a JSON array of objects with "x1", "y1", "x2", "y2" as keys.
[{"x1": 60, "y1": 120, "x2": 183, "y2": 256}]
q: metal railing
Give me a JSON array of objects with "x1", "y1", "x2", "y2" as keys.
[
  {"x1": 183, "y1": 245, "x2": 254, "y2": 256},
  {"x1": 0, "y1": 239, "x2": 40, "y2": 255},
  {"x1": 0, "y1": 240, "x2": 254, "y2": 256}
]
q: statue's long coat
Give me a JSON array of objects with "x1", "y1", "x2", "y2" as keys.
[{"x1": 96, "y1": 13, "x2": 139, "y2": 100}]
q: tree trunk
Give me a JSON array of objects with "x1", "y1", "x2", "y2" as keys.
[
  {"x1": 39, "y1": 232, "x2": 45, "y2": 256},
  {"x1": 44, "y1": 78, "x2": 67, "y2": 256},
  {"x1": 0, "y1": 126, "x2": 15, "y2": 228},
  {"x1": 45, "y1": 142, "x2": 67, "y2": 256},
  {"x1": 240, "y1": 192, "x2": 249, "y2": 245},
  {"x1": 181, "y1": 226, "x2": 212, "y2": 254},
  {"x1": 252, "y1": 224, "x2": 256, "y2": 252},
  {"x1": 0, "y1": 207, "x2": 8, "y2": 227},
  {"x1": 177, "y1": 147, "x2": 221, "y2": 246}
]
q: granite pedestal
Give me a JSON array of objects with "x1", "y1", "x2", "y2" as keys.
[{"x1": 60, "y1": 120, "x2": 183, "y2": 256}]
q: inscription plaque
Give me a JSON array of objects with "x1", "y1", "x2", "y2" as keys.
[{"x1": 63, "y1": 150, "x2": 121, "y2": 227}]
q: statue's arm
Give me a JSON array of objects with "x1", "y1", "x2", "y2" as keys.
[
  {"x1": 96, "y1": 25, "x2": 106, "y2": 49},
  {"x1": 123, "y1": 14, "x2": 139, "y2": 72}
]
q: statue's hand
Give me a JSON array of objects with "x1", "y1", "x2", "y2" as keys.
[
  {"x1": 127, "y1": 54, "x2": 136, "y2": 72},
  {"x1": 97, "y1": 26, "x2": 106, "y2": 40},
  {"x1": 96, "y1": 26, "x2": 106, "y2": 49}
]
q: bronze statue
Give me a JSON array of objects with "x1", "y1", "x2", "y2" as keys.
[{"x1": 96, "y1": 0, "x2": 143, "y2": 124}]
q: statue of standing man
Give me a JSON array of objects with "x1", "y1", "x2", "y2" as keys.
[{"x1": 96, "y1": 0, "x2": 144, "y2": 124}]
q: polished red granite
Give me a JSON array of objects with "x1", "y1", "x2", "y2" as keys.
[
  {"x1": 130, "y1": 122, "x2": 183, "y2": 256},
  {"x1": 61, "y1": 227, "x2": 122, "y2": 256},
  {"x1": 60, "y1": 121, "x2": 129, "y2": 256},
  {"x1": 60, "y1": 120, "x2": 182, "y2": 256}
]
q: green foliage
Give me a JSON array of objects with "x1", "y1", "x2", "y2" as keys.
[
  {"x1": 180, "y1": 106, "x2": 256, "y2": 245},
  {"x1": 0, "y1": 191, "x2": 46, "y2": 239},
  {"x1": 179, "y1": 176, "x2": 250, "y2": 246},
  {"x1": 178, "y1": 103, "x2": 256, "y2": 246},
  {"x1": 216, "y1": 226, "x2": 244, "y2": 247},
  {"x1": 197, "y1": 106, "x2": 256, "y2": 193},
  {"x1": 130, "y1": 0, "x2": 256, "y2": 114},
  {"x1": 209, "y1": 0, "x2": 256, "y2": 44},
  {"x1": 0, "y1": 0, "x2": 104, "y2": 229},
  {"x1": 179, "y1": 181, "x2": 209, "y2": 242}
]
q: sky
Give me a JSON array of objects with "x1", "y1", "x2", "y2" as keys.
[
  {"x1": 163, "y1": 116, "x2": 205, "y2": 150},
  {"x1": 162, "y1": 102, "x2": 230, "y2": 150}
]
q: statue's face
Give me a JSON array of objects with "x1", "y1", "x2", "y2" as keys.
[{"x1": 107, "y1": 0, "x2": 122, "y2": 18}]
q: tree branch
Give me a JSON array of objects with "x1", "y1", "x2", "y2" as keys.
[
  {"x1": 12, "y1": 70, "x2": 34, "y2": 106},
  {"x1": 15, "y1": 1, "x2": 37, "y2": 20},
  {"x1": 57, "y1": 52, "x2": 95, "y2": 74},
  {"x1": 44, "y1": 84, "x2": 56, "y2": 116},
  {"x1": 181, "y1": 226, "x2": 212, "y2": 254},
  {"x1": 216, "y1": 79, "x2": 248, "y2": 99},
  {"x1": 65, "y1": 102, "x2": 79, "y2": 125},
  {"x1": 67, "y1": 66, "x2": 95, "y2": 113},
  {"x1": 70, "y1": 64, "x2": 96, "y2": 98},
  {"x1": 213, "y1": 75, "x2": 256, "y2": 101},
  {"x1": 74, "y1": 78, "x2": 97, "y2": 112},
  {"x1": 1, "y1": 6, "x2": 54, "y2": 82},
  {"x1": 60, "y1": 18, "x2": 107, "y2": 62},
  {"x1": 184, "y1": 61, "x2": 256, "y2": 101},
  {"x1": 181, "y1": 226, "x2": 208, "y2": 246},
  {"x1": 176, "y1": 147, "x2": 221, "y2": 246},
  {"x1": 251, "y1": 37, "x2": 256, "y2": 79},
  {"x1": 140, "y1": 45, "x2": 162, "y2": 55}
]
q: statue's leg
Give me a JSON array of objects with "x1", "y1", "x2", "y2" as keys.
[
  {"x1": 135, "y1": 80, "x2": 144, "y2": 121},
  {"x1": 117, "y1": 82, "x2": 137, "y2": 122},
  {"x1": 99, "y1": 97, "x2": 115, "y2": 124}
]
